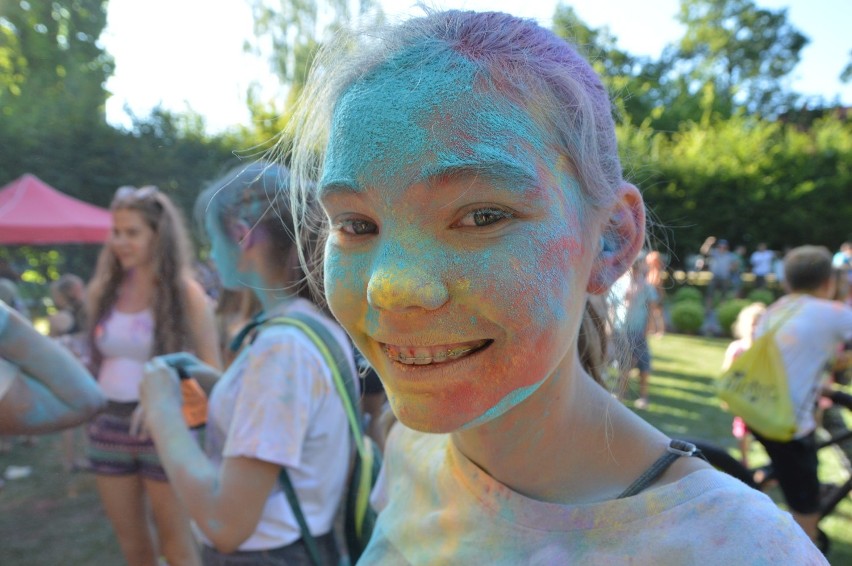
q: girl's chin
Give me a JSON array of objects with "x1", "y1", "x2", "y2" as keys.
[{"x1": 388, "y1": 402, "x2": 480, "y2": 434}]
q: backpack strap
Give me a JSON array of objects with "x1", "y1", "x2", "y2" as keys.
[
  {"x1": 266, "y1": 314, "x2": 377, "y2": 542},
  {"x1": 278, "y1": 470, "x2": 323, "y2": 566},
  {"x1": 237, "y1": 312, "x2": 376, "y2": 563},
  {"x1": 763, "y1": 300, "x2": 801, "y2": 335},
  {"x1": 617, "y1": 439, "x2": 705, "y2": 499}
]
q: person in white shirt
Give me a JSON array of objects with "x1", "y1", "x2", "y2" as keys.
[
  {"x1": 137, "y1": 162, "x2": 352, "y2": 564},
  {"x1": 752, "y1": 245, "x2": 852, "y2": 544},
  {"x1": 749, "y1": 242, "x2": 775, "y2": 288}
]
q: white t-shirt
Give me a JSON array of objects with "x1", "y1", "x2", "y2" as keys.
[
  {"x1": 749, "y1": 250, "x2": 774, "y2": 277},
  {"x1": 756, "y1": 294, "x2": 852, "y2": 437},
  {"x1": 201, "y1": 299, "x2": 353, "y2": 551},
  {"x1": 363, "y1": 426, "x2": 824, "y2": 565}
]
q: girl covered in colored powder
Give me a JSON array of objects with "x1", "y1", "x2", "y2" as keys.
[
  {"x1": 286, "y1": 9, "x2": 824, "y2": 563},
  {"x1": 86, "y1": 186, "x2": 221, "y2": 566},
  {"x1": 136, "y1": 163, "x2": 353, "y2": 564}
]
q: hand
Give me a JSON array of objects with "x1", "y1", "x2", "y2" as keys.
[
  {"x1": 134, "y1": 357, "x2": 182, "y2": 438},
  {"x1": 157, "y1": 352, "x2": 204, "y2": 375}
]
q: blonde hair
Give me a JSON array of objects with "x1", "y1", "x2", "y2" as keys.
[{"x1": 732, "y1": 302, "x2": 766, "y2": 341}]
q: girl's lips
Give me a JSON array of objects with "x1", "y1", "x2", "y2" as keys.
[{"x1": 382, "y1": 339, "x2": 492, "y2": 366}]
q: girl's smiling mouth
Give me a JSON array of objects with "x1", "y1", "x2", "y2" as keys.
[{"x1": 382, "y1": 339, "x2": 493, "y2": 366}]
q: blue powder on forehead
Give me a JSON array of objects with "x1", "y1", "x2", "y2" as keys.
[{"x1": 321, "y1": 45, "x2": 554, "y2": 192}]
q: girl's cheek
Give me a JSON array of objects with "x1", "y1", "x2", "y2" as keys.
[{"x1": 324, "y1": 247, "x2": 370, "y2": 327}]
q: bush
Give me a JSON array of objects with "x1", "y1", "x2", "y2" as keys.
[
  {"x1": 715, "y1": 299, "x2": 752, "y2": 338},
  {"x1": 670, "y1": 301, "x2": 705, "y2": 334},
  {"x1": 672, "y1": 286, "x2": 704, "y2": 304},
  {"x1": 746, "y1": 288, "x2": 775, "y2": 305}
]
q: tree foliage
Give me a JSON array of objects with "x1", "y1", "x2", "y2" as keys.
[
  {"x1": 552, "y1": 1, "x2": 849, "y2": 265},
  {"x1": 0, "y1": 1, "x2": 241, "y2": 302},
  {"x1": 243, "y1": 0, "x2": 382, "y2": 142},
  {"x1": 674, "y1": 0, "x2": 808, "y2": 118},
  {"x1": 0, "y1": 0, "x2": 849, "y2": 302},
  {"x1": 0, "y1": 0, "x2": 114, "y2": 129}
]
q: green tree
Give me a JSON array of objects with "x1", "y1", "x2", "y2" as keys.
[
  {"x1": 674, "y1": 0, "x2": 808, "y2": 118},
  {"x1": 552, "y1": 4, "x2": 666, "y2": 127},
  {"x1": 244, "y1": 0, "x2": 382, "y2": 142},
  {"x1": 0, "y1": 0, "x2": 114, "y2": 130}
]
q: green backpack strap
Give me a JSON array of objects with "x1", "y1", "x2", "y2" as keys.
[
  {"x1": 263, "y1": 313, "x2": 378, "y2": 560},
  {"x1": 278, "y1": 469, "x2": 323, "y2": 566},
  {"x1": 266, "y1": 313, "x2": 366, "y2": 454}
]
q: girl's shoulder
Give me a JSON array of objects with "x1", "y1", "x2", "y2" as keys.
[{"x1": 251, "y1": 301, "x2": 355, "y2": 372}]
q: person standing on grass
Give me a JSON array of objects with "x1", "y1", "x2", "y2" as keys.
[
  {"x1": 285, "y1": 9, "x2": 824, "y2": 562},
  {"x1": 721, "y1": 302, "x2": 767, "y2": 468},
  {"x1": 86, "y1": 186, "x2": 221, "y2": 566},
  {"x1": 750, "y1": 243, "x2": 775, "y2": 289},
  {"x1": 700, "y1": 237, "x2": 737, "y2": 308},
  {"x1": 644, "y1": 250, "x2": 667, "y2": 337},
  {"x1": 750, "y1": 245, "x2": 852, "y2": 548},
  {"x1": 136, "y1": 162, "x2": 352, "y2": 564},
  {"x1": 613, "y1": 258, "x2": 658, "y2": 409}
]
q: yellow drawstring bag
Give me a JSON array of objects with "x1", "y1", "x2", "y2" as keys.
[{"x1": 717, "y1": 305, "x2": 800, "y2": 442}]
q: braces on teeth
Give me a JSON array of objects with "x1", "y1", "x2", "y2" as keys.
[{"x1": 394, "y1": 345, "x2": 475, "y2": 365}]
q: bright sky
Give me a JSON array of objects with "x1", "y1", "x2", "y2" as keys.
[{"x1": 102, "y1": 0, "x2": 852, "y2": 133}]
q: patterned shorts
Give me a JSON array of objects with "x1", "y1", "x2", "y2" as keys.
[{"x1": 86, "y1": 401, "x2": 171, "y2": 481}]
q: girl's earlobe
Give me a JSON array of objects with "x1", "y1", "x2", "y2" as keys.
[{"x1": 587, "y1": 183, "x2": 645, "y2": 295}]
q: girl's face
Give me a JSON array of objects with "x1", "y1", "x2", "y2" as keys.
[
  {"x1": 318, "y1": 53, "x2": 599, "y2": 432},
  {"x1": 205, "y1": 213, "x2": 243, "y2": 290},
  {"x1": 110, "y1": 208, "x2": 156, "y2": 272}
]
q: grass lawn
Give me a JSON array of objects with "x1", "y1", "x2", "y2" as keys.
[
  {"x1": 0, "y1": 334, "x2": 849, "y2": 564},
  {"x1": 637, "y1": 334, "x2": 852, "y2": 565}
]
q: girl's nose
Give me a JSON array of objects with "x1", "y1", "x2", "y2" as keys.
[{"x1": 367, "y1": 253, "x2": 449, "y2": 312}]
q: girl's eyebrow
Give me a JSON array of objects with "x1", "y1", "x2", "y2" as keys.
[
  {"x1": 424, "y1": 163, "x2": 539, "y2": 193},
  {"x1": 317, "y1": 180, "x2": 362, "y2": 200},
  {"x1": 317, "y1": 162, "x2": 541, "y2": 200}
]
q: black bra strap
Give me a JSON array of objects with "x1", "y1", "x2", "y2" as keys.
[{"x1": 617, "y1": 439, "x2": 704, "y2": 499}]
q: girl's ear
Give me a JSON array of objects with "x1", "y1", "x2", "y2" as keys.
[
  {"x1": 587, "y1": 183, "x2": 645, "y2": 295},
  {"x1": 229, "y1": 220, "x2": 253, "y2": 250}
]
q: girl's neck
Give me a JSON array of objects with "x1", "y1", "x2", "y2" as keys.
[
  {"x1": 117, "y1": 267, "x2": 156, "y2": 311},
  {"x1": 255, "y1": 286, "x2": 298, "y2": 314},
  {"x1": 451, "y1": 357, "x2": 670, "y2": 505}
]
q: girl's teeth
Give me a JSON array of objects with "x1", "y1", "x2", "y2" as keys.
[{"x1": 388, "y1": 343, "x2": 481, "y2": 365}]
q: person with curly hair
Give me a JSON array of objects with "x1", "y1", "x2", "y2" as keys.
[{"x1": 86, "y1": 185, "x2": 221, "y2": 566}]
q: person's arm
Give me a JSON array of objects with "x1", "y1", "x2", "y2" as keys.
[
  {"x1": 700, "y1": 236, "x2": 716, "y2": 256},
  {"x1": 138, "y1": 357, "x2": 279, "y2": 553},
  {"x1": 140, "y1": 324, "x2": 329, "y2": 552},
  {"x1": 0, "y1": 303, "x2": 105, "y2": 434},
  {"x1": 184, "y1": 277, "x2": 223, "y2": 393}
]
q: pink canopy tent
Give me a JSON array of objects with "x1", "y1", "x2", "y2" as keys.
[{"x1": 0, "y1": 174, "x2": 112, "y2": 244}]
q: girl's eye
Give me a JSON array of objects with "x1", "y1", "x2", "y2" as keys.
[
  {"x1": 338, "y1": 218, "x2": 377, "y2": 236},
  {"x1": 457, "y1": 207, "x2": 514, "y2": 228}
]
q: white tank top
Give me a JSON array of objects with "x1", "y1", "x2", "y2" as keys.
[{"x1": 95, "y1": 309, "x2": 154, "y2": 402}]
